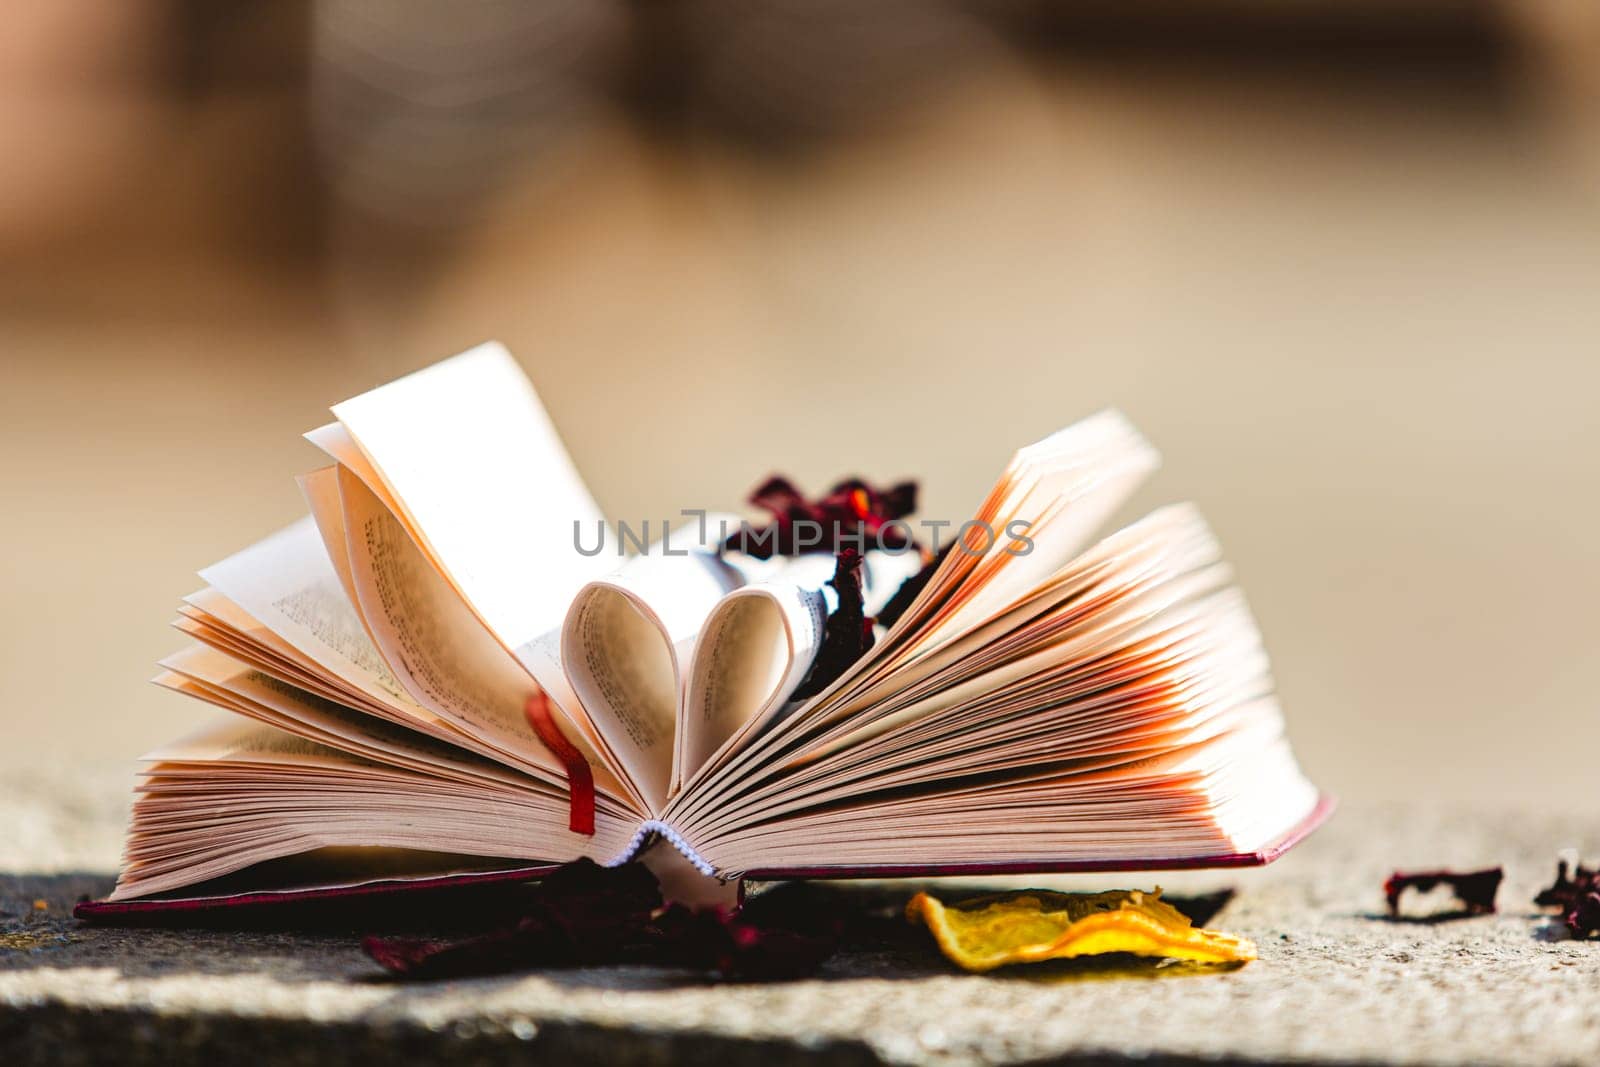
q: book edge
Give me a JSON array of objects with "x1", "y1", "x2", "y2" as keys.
[
  {"x1": 741, "y1": 792, "x2": 1337, "y2": 879},
  {"x1": 75, "y1": 795, "x2": 1334, "y2": 923}
]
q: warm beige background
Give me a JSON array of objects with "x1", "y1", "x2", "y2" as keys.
[{"x1": 3, "y1": 2, "x2": 1597, "y2": 809}]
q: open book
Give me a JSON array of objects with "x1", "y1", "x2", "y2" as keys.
[{"x1": 82, "y1": 343, "x2": 1328, "y2": 919}]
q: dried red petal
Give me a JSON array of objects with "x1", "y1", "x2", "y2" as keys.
[
  {"x1": 1384, "y1": 867, "x2": 1502, "y2": 920},
  {"x1": 650, "y1": 902, "x2": 841, "y2": 981},
  {"x1": 875, "y1": 544, "x2": 950, "y2": 629},
  {"x1": 790, "y1": 550, "x2": 874, "y2": 701},
  {"x1": 1536, "y1": 859, "x2": 1600, "y2": 939},
  {"x1": 363, "y1": 859, "x2": 843, "y2": 981},
  {"x1": 724, "y1": 475, "x2": 918, "y2": 558},
  {"x1": 1573, "y1": 894, "x2": 1600, "y2": 939},
  {"x1": 363, "y1": 859, "x2": 661, "y2": 979}
]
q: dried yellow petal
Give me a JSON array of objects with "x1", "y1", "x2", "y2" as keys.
[{"x1": 906, "y1": 887, "x2": 1256, "y2": 972}]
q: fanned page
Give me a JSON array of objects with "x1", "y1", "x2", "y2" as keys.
[
  {"x1": 115, "y1": 346, "x2": 676, "y2": 904},
  {"x1": 325, "y1": 342, "x2": 609, "y2": 646},
  {"x1": 675, "y1": 550, "x2": 923, "y2": 794},
  {"x1": 103, "y1": 342, "x2": 1325, "y2": 910},
  {"x1": 114, "y1": 719, "x2": 616, "y2": 901},
  {"x1": 659, "y1": 415, "x2": 1322, "y2": 878},
  {"x1": 559, "y1": 543, "x2": 924, "y2": 808},
  {"x1": 113, "y1": 516, "x2": 640, "y2": 901},
  {"x1": 561, "y1": 533, "x2": 744, "y2": 811},
  {"x1": 306, "y1": 346, "x2": 612, "y2": 762}
]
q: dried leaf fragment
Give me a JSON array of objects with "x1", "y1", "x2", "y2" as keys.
[
  {"x1": 906, "y1": 888, "x2": 1255, "y2": 973},
  {"x1": 1383, "y1": 867, "x2": 1502, "y2": 920},
  {"x1": 1535, "y1": 859, "x2": 1600, "y2": 940}
]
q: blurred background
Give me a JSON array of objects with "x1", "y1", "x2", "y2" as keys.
[{"x1": 2, "y1": 0, "x2": 1597, "y2": 812}]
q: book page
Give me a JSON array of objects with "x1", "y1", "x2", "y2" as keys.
[
  {"x1": 143, "y1": 717, "x2": 371, "y2": 768},
  {"x1": 797, "y1": 409, "x2": 1158, "y2": 726},
  {"x1": 326, "y1": 342, "x2": 611, "y2": 649},
  {"x1": 305, "y1": 435, "x2": 611, "y2": 793},
  {"x1": 156, "y1": 644, "x2": 540, "y2": 793},
  {"x1": 171, "y1": 587, "x2": 624, "y2": 785},
  {"x1": 296, "y1": 465, "x2": 361, "y2": 609},
  {"x1": 660, "y1": 411, "x2": 1162, "y2": 834},
  {"x1": 661, "y1": 498, "x2": 1318, "y2": 876},
  {"x1": 331, "y1": 464, "x2": 632, "y2": 801},
  {"x1": 176, "y1": 586, "x2": 446, "y2": 734},
  {"x1": 113, "y1": 719, "x2": 632, "y2": 901},
  {"x1": 198, "y1": 518, "x2": 422, "y2": 714},
  {"x1": 304, "y1": 422, "x2": 405, "y2": 519},
  {"x1": 562, "y1": 545, "x2": 742, "y2": 811},
  {"x1": 885, "y1": 409, "x2": 1159, "y2": 660},
  {"x1": 674, "y1": 548, "x2": 923, "y2": 793},
  {"x1": 792, "y1": 506, "x2": 1216, "y2": 757},
  {"x1": 677, "y1": 581, "x2": 824, "y2": 793}
]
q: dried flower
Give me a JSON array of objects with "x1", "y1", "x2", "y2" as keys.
[
  {"x1": 1383, "y1": 868, "x2": 1502, "y2": 920},
  {"x1": 363, "y1": 858, "x2": 842, "y2": 981},
  {"x1": 723, "y1": 476, "x2": 917, "y2": 558},
  {"x1": 1535, "y1": 859, "x2": 1600, "y2": 940},
  {"x1": 875, "y1": 544, "x2": 949, "y2": 629},
  {"x1": 789, "y1": 550, "x2": 874, "y2": 701},
  {"x1": 651, "y1": 892, "x2": 843, "y2": 980},
  {"x1": 362, "y1": 859, "x2": 662, "y2": 979}
]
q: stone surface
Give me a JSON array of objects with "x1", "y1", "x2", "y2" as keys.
[{"x1": 1, "y1": 770, "x2": 1598, "y2": 1066}]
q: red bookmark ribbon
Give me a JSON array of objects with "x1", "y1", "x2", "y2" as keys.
[{"x1": 524, "y1": 692, "x2": 595, "y2": 836}]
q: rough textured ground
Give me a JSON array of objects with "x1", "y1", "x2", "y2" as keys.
[{"x1": 1, "y1": 770, "x2": 1596, "y2": 1066}]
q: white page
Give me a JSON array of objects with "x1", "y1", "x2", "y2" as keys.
[
  {"x1": 326, "y1": 342, "x2": 611, "y2": 648},
  {"x1": 296, "y1": 465, "x2": 362, "y2": 609},
  {"x1": 677, "y1": 581, "x2": 824, "y2": 792},
  {"x1": 198, "y1": 518, "x2": 422, "y2": 713},
  {"x1": 331, "y1": 464, "x2": 634, "y2": 801}
]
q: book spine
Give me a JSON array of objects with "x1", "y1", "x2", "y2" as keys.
[{"x1": 610, "y1": 820, "x2": 715, "y2": 877}]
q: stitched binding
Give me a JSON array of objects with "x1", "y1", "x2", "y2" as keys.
[{"x1": 606, "y1": 820, "x2": 715, "y2": 877}]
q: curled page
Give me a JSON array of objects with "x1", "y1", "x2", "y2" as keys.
[
  {"x1": 561, "y1": 531, "x2": 743, "y2": 812},
  {"x1": 677, "y1": 549, "x2": 925, "y2": 793},
  {"x1": 311, "y1": 344, "x2": 616, "y2": 757},
  {"x1": 198, "y1": 517, "x2": 421, "y2": 715},
  {"x1": 331, "y1": 463, "x2": 628, "y2": 802},
  {"x1": 678, "y1": 582, "x2": 823, "y2": 793},
  {"x1": 325, "y1": 342, "x2": 610, "y2": 647}
]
